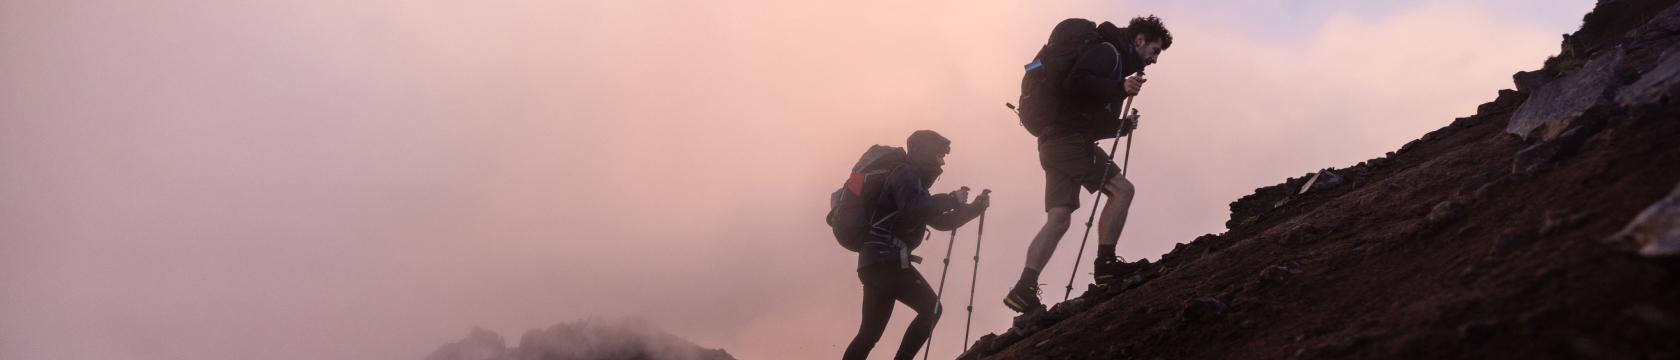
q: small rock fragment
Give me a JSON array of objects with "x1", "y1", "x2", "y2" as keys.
[
  {"x1": 1181, "y1": 298, "x2": 1228, "y2": 322},
  {"x1": 1309, "y1": 169, "x2": 1344, "y2": 193},
  {"x1": 1608, "y1": 181, "x2": 1680, "y2": 257},
  {"x1": 1541, "y1": 210, "x2": 1590, "y2": 235},
  {"x1": 1258, "y1": 265, "x2": 1303, "y2": 283},
  {"x1": 1459, "y1": 173, "x2": 1494, "y2": 197},
  {"x1": 1427, "y1": 199, "x2": 1466, "y2": 225},
  {"x1": 1511, "y1": 123, "x2": 1603, "y2": 175}
]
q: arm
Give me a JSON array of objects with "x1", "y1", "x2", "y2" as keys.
[
  {"x1": 927, "y1": 203, "x2": 982, "y2": 231},
  {"x1": 1062, "y1": 43, "x2": 1127, "y2": 104},
  {"x1": 927, "y1": 189, "x2": 989, "y2": 231},
  {"x1": 886, "y1": 167, "x2": 956, "y2": 223}
]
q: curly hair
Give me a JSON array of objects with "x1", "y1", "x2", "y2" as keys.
[{"x1": 1128, "y1": 15, "x2": 1172, "y2": 50}]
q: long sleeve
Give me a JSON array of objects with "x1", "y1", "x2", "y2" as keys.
[
  {"x1": 926, "y1": 203, "x2": 983, "y2": 231},
  {"x1": 1062, "y1": 42, "x2": 1126, "y2": 104},
  {"x1": 885, "y1": 167, "x2": 956, "y2": 226}
]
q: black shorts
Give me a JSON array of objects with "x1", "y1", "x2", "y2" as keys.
[{"x1": 1039, "y1": 132, "x2": 1122, "y2": 211}]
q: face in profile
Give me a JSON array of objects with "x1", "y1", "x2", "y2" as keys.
[{"x1": 1135, "y1": 36, "x2": 1164, "y2": 65}]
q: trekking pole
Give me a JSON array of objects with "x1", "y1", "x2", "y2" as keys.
[
  {"x1": 922, "y1": 187, "x2": 968, "y2": 360},
  {"x1": 1064, "y1": 96, "x2": 1134, "y2": 301},
  {"x1": 963, "y1": 192, "x2": 988, "y2": 352},
  {"x1": 1122, "y1": 121, "x2": 1133, "y2": 176}
]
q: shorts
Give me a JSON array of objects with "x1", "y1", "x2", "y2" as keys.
[{"x1": 1039, "y1": 132, "x2": 1122, "y2": 211}]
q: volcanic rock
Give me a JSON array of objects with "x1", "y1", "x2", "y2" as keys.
[
  {"x1": 1514, "y1": 70, "x2": 1556, "y2": 93},
  {"x1": 1609, "y1": 180, "x2": 1680, "y2": 257},
  {"x1": 1508, "y1": 48, "x2": 1624, "y2": 141},
  {"x1": 1618, "y1": 44, "x2": 1680, "y2": 107},
  {"x1": 1180, "y1": 298, "x2": 1228, "y2": 322}
]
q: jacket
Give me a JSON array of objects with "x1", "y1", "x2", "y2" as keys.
[
  {"x1": 1044, "y1": 23, "x2": 1146, "y2": 140},
  {"x1": 856, "y1": 163, "x2": 983, "y2": 269}
]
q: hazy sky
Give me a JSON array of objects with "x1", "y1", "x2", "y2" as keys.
[{"x1": 1, "y1": 1, "x2": 1594, "y2": 359}]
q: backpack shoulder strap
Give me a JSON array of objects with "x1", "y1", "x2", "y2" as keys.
[{"x1": 1100, "y1": 42, "x2": 1121, "y2": 79}]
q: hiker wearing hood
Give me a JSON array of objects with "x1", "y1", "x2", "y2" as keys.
[
  {"x1": 1005, "y1": 15, "x2": 1172, "y2": 313},
  {"x1": 844, "y1": 130, "x2": 989, "y2": 360}
]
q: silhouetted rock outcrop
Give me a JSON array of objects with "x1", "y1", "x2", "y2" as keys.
[{"x1": 426, "y1": 318, "x2": 734, "y2": 360}]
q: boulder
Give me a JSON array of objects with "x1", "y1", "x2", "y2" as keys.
[
  {"x1": 1514, "y1": 70, "x2": 1556, "y2": 93},
  {"x1": 1511, "y1": 123, "x2": 1605, "y2": 175},
  {"x1": 1180, "y1": 298, "x2": 1228, "y2": 322},
  {"x1": 1616, "y1": 44, "x2": 1680, "y2": 107},
  {"x1": 1507, "y1": 48, "x2": 1625, "y2": 141},
  {"x1": 1608, "y1": 181, "x2": 1680, "y2": 257},
  {"x1": 1623, "y1": 2, "x2": 1680, "y2": 42},
  {"x1": 1299, "y1": 169, "x2": 1344, "y2": 194}
]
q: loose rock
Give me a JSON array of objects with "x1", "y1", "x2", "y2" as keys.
[
  {"x1": 1427, "y1": 199, "x2": 1466, "y2": 225},
  {"x1": 1608, "y1": 180, "x2": 1680, "y2": 257},
  {"x1": 1617, "y1": 43, "x2": 1680, "y2": 107},
  {"x1": 1180, "y1": 298, "x2": 1228, "y2": 322},
  {"x1": 1512, "y1": 123, "x2": 1604, "y2": 175}
]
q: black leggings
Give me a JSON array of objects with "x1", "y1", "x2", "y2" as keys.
[{"x1": 842, "y1": 263, "x2": 941, "y2": 360}]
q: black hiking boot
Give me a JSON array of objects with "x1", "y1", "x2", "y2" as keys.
[
  {"x1": 1093, "y1": 256, "x2": 1149, "y2": 288},
  {"x1": 1003, "y1": 281, "x2": 1042, "y2": 313}
]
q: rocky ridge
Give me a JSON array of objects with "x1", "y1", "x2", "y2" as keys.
[{"x1": 961, "y1": 0, "x2": 1680, "y2": 358}]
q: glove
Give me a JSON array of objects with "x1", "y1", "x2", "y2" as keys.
[
  {"x1": 1119, "y1": 114, "x2": 1139, "y2": 137},
  {"x1": 971, "y1": 190, "x2": 991, "y2": 211}
]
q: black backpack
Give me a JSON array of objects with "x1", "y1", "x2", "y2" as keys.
[
  {"x1": 826, "y1": 145, "x2": 908, "y2": 252},
  {"x1": 1016, "y1": 18, "x2": 1108, "y2": 137}
]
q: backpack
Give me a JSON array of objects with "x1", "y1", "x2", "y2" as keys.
[
  {"x1": 826, "y1": 145, "x2": 908, "y2": 252},
  {"x1": 1016, "y1": 18, "x2": 1108, "y2": 137}
]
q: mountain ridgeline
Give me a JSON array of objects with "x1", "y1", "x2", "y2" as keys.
[{"x1": 961, "y1": 0, "x2": 1680, "y2": 358}]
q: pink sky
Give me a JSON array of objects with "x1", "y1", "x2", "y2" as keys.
[{"x1": 0, "y1": 1, "x2": 1592, "y2": 359}]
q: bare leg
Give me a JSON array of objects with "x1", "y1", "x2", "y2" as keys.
[
  {"x1": 1096, "y1": 175, "x2": 1136, "y2": 247},
  {"x1": 1024, "y1": 206, "x2": 1076, "y2": 272}
]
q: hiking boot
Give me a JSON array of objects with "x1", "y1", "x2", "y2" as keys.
[
  {"x1": 1003, "y1": 281, "x2": 1042, "y2": 313},
  {"x1": 1093, "y1": 256, "x2": 1149, "y2": 287}
]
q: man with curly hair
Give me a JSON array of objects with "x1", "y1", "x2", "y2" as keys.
[{"x1": 1005, "y1": 15, "x2": 1173, "y2": 313}]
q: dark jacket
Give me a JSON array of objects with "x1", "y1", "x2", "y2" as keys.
[
  {"x1": 1045, "y1": 23, "x2": 1146, "y2": 140},
  {"x1": 857, "y1": 163, "x2": 983, "y2": 269}
]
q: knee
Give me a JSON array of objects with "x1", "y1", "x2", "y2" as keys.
[
  {"x1": 1106, "y1": 177, "x2": 1135, "y2": 199},
  {"x1": 924, "y1": 301, "x2": 945, "y2": 320},
  {"x1": 1047, "y1": 207, "x2": 1075, "y2": 227}
]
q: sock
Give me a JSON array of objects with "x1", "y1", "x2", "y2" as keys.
[
  {"x1": 1098, "y1": 244, "x2": 1116, "y2": 259},
  {"x1": 1019, "y1": 268, "x2": 1040, "y2": 286}
]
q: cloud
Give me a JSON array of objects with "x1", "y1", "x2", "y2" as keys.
[
  {"x1": 425, "y1": 318, "x2": 733, "y2": 360},
  {"x1": 0, "y1": 1, "x2": 1581, "y2": 360}
]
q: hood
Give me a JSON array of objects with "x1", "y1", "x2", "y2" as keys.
[
  {"x1": 1097, "y1": 21, "x2": 1146, "y2": 76},
  {"x1": 905, "y1": 130, "x2": 949, "y2": 186}
]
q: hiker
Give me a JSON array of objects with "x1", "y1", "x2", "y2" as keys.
[
  {"x1": 1004, "y1": 16, "x2": 1172, "y2": 313},
  {"x1": 841, "y1": 130, "x2": 990, "y2": 360}
]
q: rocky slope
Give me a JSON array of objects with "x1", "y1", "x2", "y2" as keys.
[{"x1": 962, "y1": 0, "x2": 1680, "y2": 359}]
